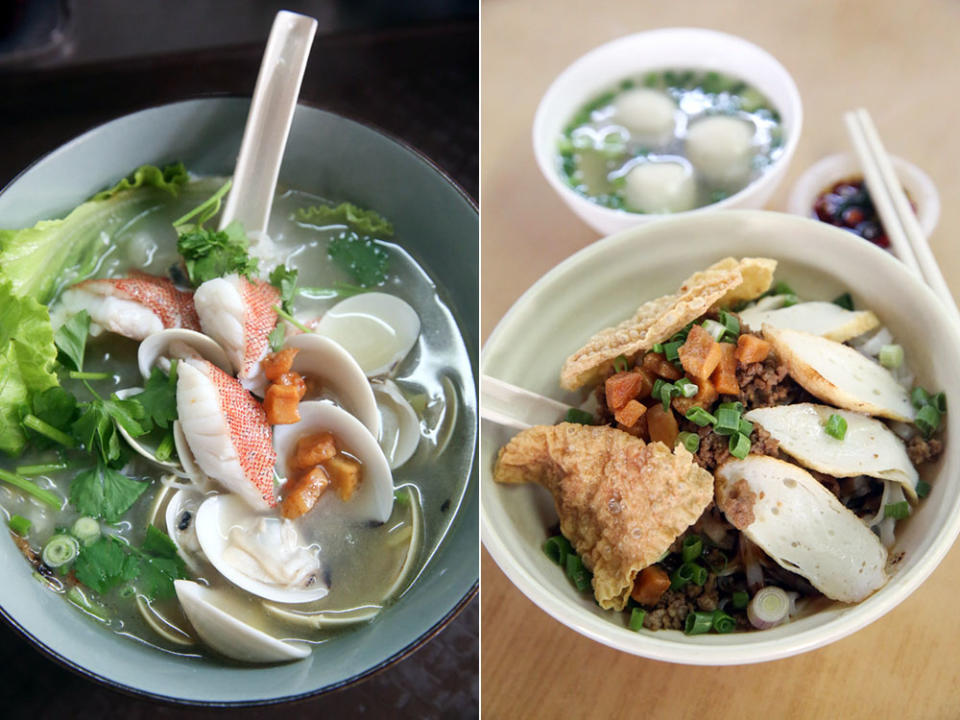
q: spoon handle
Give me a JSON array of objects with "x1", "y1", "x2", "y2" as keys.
[
  {"x1": 481, "y1": 375, "x2": 570, "y2": 431},
  {"x1": 219, "y1": 10, "x2": 317, "y2": 235}
]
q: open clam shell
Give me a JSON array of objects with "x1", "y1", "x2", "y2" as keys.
[
  {"x1": 383, "y1": 484, "x2": 423, "y2": 601},
  {"x1": 312, "y1": 292, "x2": 420, "y2": 378},
  {"x1": 135, "y1": 595, "x2": 195, "y2": 647},
  {"x1": 285, "y1": 333, "x2": 380, "y2": 437},
  {"x1": 194, "y1": 494, "x2": 330, "y2": 604},
  {"x1": 273, "y1": 401, "x2": 395, "y2": 524},
  {"x1": 261, "y1": 603, "x2": 381, "y2": 629},
  {"x1": 138, "y1": 328, "x2": 233, "y2": 380},
  {"x1": 372, "y1": 379, "x2": 420, "y2": 469},
  {"x1": 174, "y1": 580, "x2": 310, "y2": 663},
  {"x1": 114, "y1": 388, "x2": 185, "y2": 475},
  {"x1": 165, "y1": 488, "x2": 208, "y2": 575}
]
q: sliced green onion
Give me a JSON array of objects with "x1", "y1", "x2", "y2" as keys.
[
  {"x1": 676, "y1": 431, "x2": 700, "y2": 454},
  {"x1": 393, "y1": 488, "x2": 411, "y2": 505},
  {"x1": 833, "y1": 292, "x2": 854, "y2": 310},
  {"x1": 916, "y1": 405, "x2": 941, "y2": 438},
  {"x1": 732, "y1": 590, "x2": 749, "y2": 609},
  {"x1": 714, "y1": 407, "x2": 741, "y2": 435},
  {"x1": 933, "y1": 392, "x2": 947, "y2": 413},
  {"x1": 662, "y1": 341, "x2": 683, "y2": 363},
  {"x1": 565, "y1": 553, "x2": 592, "y2": 592},
  {"x1": 68, "y1": 371, "x2": 110, "y2": 380},
  {"x1": 738, "y1": 418, "x2": 754, "y2": 436},
  {"x1": 21, "y1": 414, "x2": 76, "y2": 448},
  {"x1": 685, "y1": 406, "x2": 717, "y2": 427},
  {"x1": 70, "y1": 517, "x2": 100, "y2": 547},
  {"x1": 154, "y1": 432, "x2": 175, "y2": 462},
  {"x1": 701, "y1": 319, "x2": 726, "y2": 341},
  {"x1": 878, "y1": 344, "x2": 903, "y2": 369},
  {"x1": 728, "y1": 433, "x2": 751, "y2": 459},
  {"x1": 712, "y1": 609, "x2": 736, "y2": 634},
  {"x1": 718, "y1": 310, "x2": 740, "y2": 339},
  {"x1": 884, "y1": 501, "x2": 910, "y2": 520},
  {"x1": 682, "y1": 561, "x2": 708, "y2": 586},
  {"x1": 781, "y1": 293, "x2": 799, "y2": 308},
  {"x1": 684, "y1": 611, "x2": 714, "y2": 635},
  {"x1": 717, "y1": 401, "x2": 744, "y2": 413},
  {"x1": 629, "y1": 607, "x2": 646, "y2": 631},
  {"x1": 652, "y1": 378, "x2": 666, "y2": 400},
  {"x1": 652, "y1": 342, "x2": 664, "y2": 354},
  {"x1": 747, "y1": 586, "x2": 790, "y2": 629},
  {"x1": 681, "y1": 535, "x2": 703, "y2": 563},
  {"x1": 15, "y1": 462, "x2": 68, "y2": 476},
  {"x1": 613, "y1": 355, "x2": 630, "y2": 373},
  {"x1": 824, "y1": 413, "x2": 847, "y2": 440},
  {"x1": 8, "y1": 515, "x2": 31, "y2": 536},
  {"x1": 42, "y1": 534, "x2": 79, "y2": 568},
  {"x1": 543, "y1": 535, "x2": 573, "y2": 566},
  {"x1": 564, "y1": 408, "x2": 595, "y2": 425},
  {"x1": 916, "y1": 481, "x2": 932, "y2": 499},
  {"x1": 670, "y1": 563, "x2": 695, "y2": 591},
  {"x1": 0, "y1": 469, "x2": 63, "y2": 510},
  {"x1": 911, "y1": 387, "x2": 932, "y2": 410},
  {"x1": 772, "y1": 281, "x2": 795, "y2": 296},
  {"x1": 676, "y1": 378, "x2": 698, "y2": 398}
]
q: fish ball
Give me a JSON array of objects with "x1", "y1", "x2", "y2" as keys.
[
  {"x1": 686, "y1": 115, "x2": 757, "y2": 188},
  {"x1": 612, "y1": 88, "x2": 677, "y2": 145},
  {"x1": 623, "y1": 161, "x2": 696, "y2": 214}
]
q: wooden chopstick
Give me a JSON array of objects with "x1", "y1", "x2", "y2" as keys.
[{"x1": 844, "y1": 109, "x2": 960, "y2": 321}]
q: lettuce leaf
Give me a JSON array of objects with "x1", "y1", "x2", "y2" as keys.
[
  {"x1": 0, "y1": 281, "x2": 59, "y2": 456},
  {"x1": 295, "y1": 202, "x2": 394, "y2": 237},
  {"x1": 0, "y1": 163, "x2": 189, "y2": 303}
]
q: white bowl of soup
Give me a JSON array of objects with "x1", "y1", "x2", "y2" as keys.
[
  {"x1": 481, "y1": 210, "x2": 960, "y2": 664},
  {"x1": 533, "y1": 29, "x2": 803, "y2": 235}
]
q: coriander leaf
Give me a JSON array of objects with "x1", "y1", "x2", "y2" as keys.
[
  {"x1": 327, "y1": 232, "x2": 390, "y2": 287},
  {"x1": 0, "y1": 281, "x2": 59, "y2": 456},
  {"x1": 74, "y1": 536, "x2": 140, "y2": 595},
  {"x1": 54, "y1": 310, "x2": 91, "y2": 371},
  {"x1": 130, "y1": 367, "x2": 178, "y2": 431},
  {"x1": 142, "y1": 524, "x2": 179, "y2": 557},
  {"x1": 90, "y1": 162, "x2": 189, "y2": 202},
  {"x1": 172, "y1": 178, "x2": 231, "y2": 233},
  {"x1": 137, "y1": 554, "x2": 186, "y2": 601},
  {"x1": 268, "y1": 324, "x2": 286, "y2": 353},
  {"x1": 70, "y1": 462, "x2": 149, "y2": 523},
  {"x1": 72, "y1": 401, "x2": 114, "y2": 463},
  {"x1": 103, "y1": 393, "x2": 148, "y2": 438},
  {"x1": 177, "y1": 221, "x2": 259, "y2": 286},
  {"x1": 268, "y1": 265, "x2": 298, "y2": 313},
  {"x1": 20, "y1": 386, "x2": 78, "y2": 449},
  {"x1": 295, "y1": 202, "x2": 394, "y2": 237}
]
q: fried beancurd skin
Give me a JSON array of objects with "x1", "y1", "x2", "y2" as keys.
[
  {"x1": 281, "y1": 466, "x2": 331, "y2": 519},
  {"x1": 494, "y1": 423, "x2": 713, "y2": 610}
]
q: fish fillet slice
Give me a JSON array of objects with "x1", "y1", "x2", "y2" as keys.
[
  {"x1": 194, "y1": 274, "x2": 280, "y2": 388},
  {"x1": 62, "y1": 271, "x2": 200, "y2": 340},
  {"x1": 177, "y1": 358, "x2": 277, "y2": 509}
]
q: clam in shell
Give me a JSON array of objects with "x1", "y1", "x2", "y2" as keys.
[
  {"x1": 372, "y1": 379, "x2": 420, "y2": 469},
  {"x1": 137, "y1": 328, "x2": 232, "y2": 380}
]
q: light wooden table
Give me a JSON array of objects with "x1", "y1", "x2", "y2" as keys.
[{"x1": 481, "y1": 2, "x2": 960, "y2": 717}]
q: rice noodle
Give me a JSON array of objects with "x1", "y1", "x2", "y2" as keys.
[{"x1": 867, "y1": 480, "x2": 905, "y2": 549}]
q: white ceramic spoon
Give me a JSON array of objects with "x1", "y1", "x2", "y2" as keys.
[
  {"x1": 480, "y1": 375, "x2": 571, "y2": 431},
  {"x1": 219, "y1": 10, "x2": 317, "y2": 235}
]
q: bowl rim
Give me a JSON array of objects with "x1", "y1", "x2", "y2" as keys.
[
  {"x1": 532, "y1": 27, "x2": 804, "y2": 224},
  {"x1": 481, "y1": 209, "x2": 960, "y2": 665},
  {"x1": 0, "y1": 95, "x2": 479, "y2": 706}
]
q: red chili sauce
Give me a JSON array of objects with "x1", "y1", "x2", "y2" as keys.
[{"x1": 812, "y1": 177, "x2": 916, "y2": 249}]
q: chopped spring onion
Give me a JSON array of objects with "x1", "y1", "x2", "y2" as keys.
[
  {"x1": 878, "y1": 344, "x2": 904, "y2": 369},
  {"x1": 738, "y1": 418, "x2": 754, "y2": 437},
  {"x1": 772, "y1": 281, "x2": 795, "y2": 296},
  {"x1": 701, "y1": 319, "x2": 727, "y2": 341},
  {"x1": 393, "y1": 488, "x2": 411, "y2": 505},
  {"x1": 652, "y1": 342, "x2": 664, "y2": 354},
  {"x1": 684, "y1": 611, "x2": 714, "y2": 635},
  {"x1": 42, "y1": 534, "x2": 79, "y2": 568},
  {"x1": 15, "y1": 462, "x2": 68, "y2": 476},
  {"x1": 732, "y1": 590, "x2": 749, "y2": 609},
  {"x1": 0, "y1": 469, "x2": 63, "y2": 510},
  {"x1": 781, "y1": 293, "x2": 799, "y2": 308},
  {"x1": 916, "y1": 405, "x2": 941, "y2": 438},
  {"x1": 565, "y1": 553, "x2": 592, "y2": 592},
  {"x1": 711, "y1": 609, "x2": 736, "y2": 634},
  {"x1": 654, "y1": 381, "x2": 678, "y2": 411},
  {"x1": 68, "y1": 371, "x2": 110, "y2": 380},
  {"x1": 662, "y1": 341, "x2": 683, "y2": 363},
  {"x1": 652, "y1": 378, "x2": 666, "y2": 400},
  {"x1": 685, "y1": 407, "x2": 717, "y2": 427},
  {"x1": 628, "y1": 607, "x2": 646, "y2": 631},
  {"x1": 681, "y1": 535, "x2": 702, "y2": 563},
  {"x1": 676, "y1": 431, "x2": 700, "y2": 454},
  {"x1": 543, "y1": 535, "x2": 573, "y2": 566},
  {"x1": 833, "y1": 292, "x2": 854, "y2": 310},
  {"x1": 916, "y1": 481, "x2": 932, "y2": 499},
  {"x1": 564, "y1": 408, "x2": 595, "y2": 425},
  {"x1": 8, "y1": 515, "x2": 31, "y2": 536},
  {"x1": 933, "y1": 392, "x2": 947, "y2": 413},
  {"x1": 718, "y1": 310, "x2": 740, "y2": 340},
  {"x1": 70, "y1": 516, "x2": 101, "y2": 546},
  {"x1": 747, "y1": 586, "x2": 790, "y2": 629},
  {"x1": 684, "y1": 561, "x2": 707, "y2": 586},
  {"x1": 884, "y1": 501, "x2": 910, "y2": 520},
  {"x1": 613, "y1": 355, "x2": 630, "y2": 373},
  {"x1": 676, "y1": 378, "x2": 698, "y2": 398},
  {"x1": 911, "y1": 387, "x2": 932, "y2": 410},
  {"x1": 670, "y1": 563, "x2": 695, "y2": 591},
  {"x1": 154, "y1": 432, "x2": 175, "y2": 462},
  {"x1": 714, "y1": 407, "x2": 741, "y2": 436},
  {"x1": 824, "y1": 413, "x2": 847, "y2": 440},
  {"x1": 717, "y1": 401, "x2": 744, "y2": 413},
  {"x1": 21, "y1": 414, "x2": 77, "y2": 448},
  {"x1": 728, "y1": 433, "x2": 751, "y2": 459}
]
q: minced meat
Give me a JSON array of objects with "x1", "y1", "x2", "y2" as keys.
[
  {"x1": 907, "y1": 435, "x2": 943, "y2": 466},
  {"x1": 642, "y1": 574, "x2": 722, "y2": 630},
  {"x1": 736, "y1": 351, "x2": 809, "y2": 409},
  {"x1": 683, "y1": 422, "x2": 779, "y2": 473}
]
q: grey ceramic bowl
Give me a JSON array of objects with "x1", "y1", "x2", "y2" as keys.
[{"x1": 0, "y1": 98, "x2": 478, "y2": 704}]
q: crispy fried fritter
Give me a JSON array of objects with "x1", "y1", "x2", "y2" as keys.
[
  {"x1": 494, "y1": 423, "x2": 714, "y2": 610},
  {"x1": 559, "y1": 258, "x2": 776, "y2": 391}
]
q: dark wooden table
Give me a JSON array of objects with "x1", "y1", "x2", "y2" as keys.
[{"x1": 0, "y1": 21, "x2": 478, "y2": 719}]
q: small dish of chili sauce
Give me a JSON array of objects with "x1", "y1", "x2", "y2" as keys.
[{"x1": 812, "y1": 177, "x2": 916, "y2": 249}]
